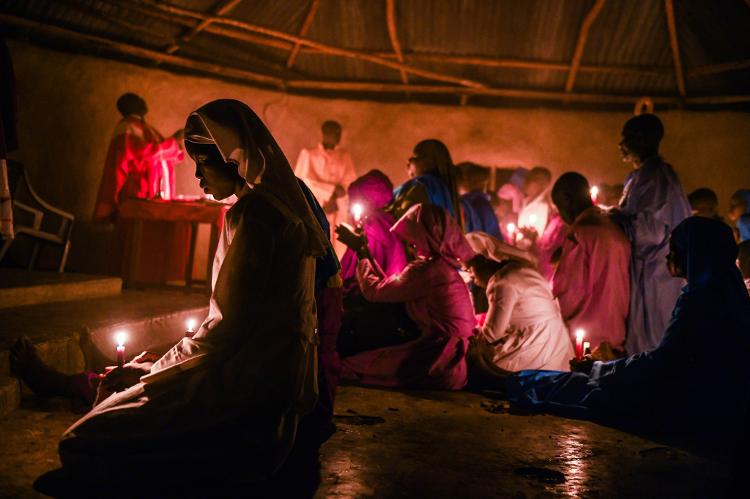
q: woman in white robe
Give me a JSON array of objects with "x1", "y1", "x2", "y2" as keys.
[
  {"x1": 58, "y1": 100, "x2": 329, "y2": 482},
  {"x1": 465, "y1": 232, "x2": 573, "y2": 384}
]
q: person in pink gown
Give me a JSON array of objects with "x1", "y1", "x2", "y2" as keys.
[
  {"x1": 336, "y1": 204, "x2": 475, "y2": 390},
  {"x1": 339, "y1": 169, "x2": 407, "y2": 294},
  {"x1": 551, "y1": 172, "x2": 631, "y2": 354}
]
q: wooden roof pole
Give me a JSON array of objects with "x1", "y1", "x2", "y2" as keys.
[
  {"x1": 137, "y1": 0, "x2": 487, "y2": 89},
  {"x1": 565, "y1": 0, "x2": 606, "y2": 93},
  {"x1": 0, "y1": 13, "x2": 286, "y2": 89},
  {"x1": 386, "y1": 0, "x2": 408, "y2": 84},
  {"x1": 664, "y1": 0, "x2": 686, "y2": 97},
  {"x1": 286, "y1": 0, "x2": 321, "y2": 68},
  {"x1": 165, "y1": 0, "x2": 244, "y2": 54},
  {"x1": 689, "y1": 58, "x2": 750, "y2": 77}
]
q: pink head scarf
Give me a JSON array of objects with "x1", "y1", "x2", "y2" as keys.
[
  {"x1": 391, "y1": 203, "x2": 474, "y2": 268},
  {"x1": 347, "y1": 169, "x2": 393, "y2": 211}
]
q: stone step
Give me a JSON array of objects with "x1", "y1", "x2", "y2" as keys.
[
  {"x1": 0, "y1": 289, "x2": 208, "y2": 417},
  {"x1": 0, "y1": 268, "x2": 122, "y2": 309}
]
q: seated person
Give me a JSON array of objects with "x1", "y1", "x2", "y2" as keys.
[
  {"x1": 57, "y1": 99, "x2": 331, "y2": 483},
  {"x1": 456, "y1": 161, "x2": 502, "y2": 238},
  {"x1": 728, "y1": 189, "x2": 750, "y2": 242},
  {"x1": 739, "y1": 240, "x2": 750, "y2": 295},
  {"x1": 339, "y1": 170, "x2": 407, "y2": 295},
  {"x1": 335, "y1": 204, "x2": 475, "y2": 390},
  {"x1": 506, "y1": 217, "x2": 750, "y2": 440},
  {"x1": 464, "y1": 232, "x2": 573, "y2": 387},
  {"x1": 551, "y1": 172, "x2": 631, "y2": 355},
  {"x1": 495, "y1": 183, "x2": 523, "y2": 241},
  {"x1": 388, "y1": 139, "x2": 462, "y2": 225},
  {"x1": 688, "y1": 187, "x2": 720, "y2": 219}
]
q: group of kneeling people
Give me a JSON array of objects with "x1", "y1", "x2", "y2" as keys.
[{"x1": 14, "y1": 100, "x2": 749, "y2": 483}]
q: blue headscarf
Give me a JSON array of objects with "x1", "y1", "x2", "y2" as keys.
[{"x1": 297, "y1": 179, "x2": 341, "y2": 290}]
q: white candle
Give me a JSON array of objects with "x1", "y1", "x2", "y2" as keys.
[
  {"x1": 574, "y1": 329, "x2": 585, "y2": 361},
  {"x1": 115, "y1": 330, "x2": 128, "y2": 368},
  {"x1": 160, "y1": 159, "x2": 171, "y2": 200},
  {"x1": 352, "y1": 203, "x2": 364, "y2": 224},
  {"x1": 185, "y1": 318, "x2": 197, "y2": 338},
  {"x1": 590, "y1": 185, "x2": 599, "y2": 204}
]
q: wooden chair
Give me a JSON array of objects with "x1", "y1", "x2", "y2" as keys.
[{"x1": 0, "y1": 160, "x2": 74, "y2": 271}]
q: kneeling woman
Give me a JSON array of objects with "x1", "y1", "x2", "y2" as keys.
[
  {"x1": 506, "y1": 217, "x2": 750, "y2": 437},
  {"x1": 464, "y1": 232, "x2": 573, "y2": 386},
  {"x1": 59, "y1": 100, "x2": 330, "y2": 481},
  {"x1": 337, "y1": 204, "x2": 475, "y2": 390}
]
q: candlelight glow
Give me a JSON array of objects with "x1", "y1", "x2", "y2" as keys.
[
  {"x1": 352, "y1": 203, "x2": 364, "y2": 223},
  {"x1": 575, "y1": 329, "x2": 585, "y2": 342},
  {"x1": 528, "y1": 214, "x2": 538, "y2": 226},
  {"x1": 114, "y1": 330, "x2": 128, "y2": 347},
  {"x1": 186, "y1": 318, "x2": 197, "y2": 332},
  {"x1": 506, "y1": 222, "x2": 516, "y2": 235},
  {"x1": 590, "y1": 185, "x2": 599, "y2": 203}
]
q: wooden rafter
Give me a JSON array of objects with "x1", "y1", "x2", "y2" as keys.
[
  {"x1": 5, "y1": 11, "x2": 748, "y2": 108},
  {"x1": 565, "y1": 0, "x2": 606, "y2": 93},
  {"x1": 286, "y1": 0, "x2": 321, "y2": 68},
  {"x1": 137, "y1": 0, "x2": 486, "y2": 89},
  {"x1": 165, "y1": 0, "x2": 243, "y2": 54},
  {"x1": 664, "y1": 0, "x2": 686, "y2": 97},
  {"x1": 386, "y1": 0, "x2": 408, "y2": 84},
  {"x1": 0, "y1": 13, "x2": 285, "y2": 89},
  {"x1": 689, "y1": 58, "x2": 750, "y2": 77}
]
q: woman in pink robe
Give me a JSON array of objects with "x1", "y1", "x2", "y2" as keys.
[
  {"x1": 339, "y1": 169, "x2": 407, "y2": 292},
  {"x1": 339, "y1": 204, "x2": 475, "y2": 390}
]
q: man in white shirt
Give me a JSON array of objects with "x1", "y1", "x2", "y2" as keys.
[{"x1": 295, "y1": 120, "x2": 357, "y2": 257}]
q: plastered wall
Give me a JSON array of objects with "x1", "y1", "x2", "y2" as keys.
[{"x1": 6, "y1": 41, "x2": 750, "y2": 273}]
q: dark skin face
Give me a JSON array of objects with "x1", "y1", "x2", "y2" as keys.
[
  {"x1": 407, "y1": 153, "x2": 433, "y2": 179},
  {"x1": 619, "y1": 130, "x2": 657, "y2": 168},
  {"x1": 322, "y1": 128, "x2": 341, "y2": 150},
  {"x1": 185, "y1": 142, "x2": 245, "y2": 200},
  {"x1": 465, "y1": 255, "x2": 503, "y2": 289}
]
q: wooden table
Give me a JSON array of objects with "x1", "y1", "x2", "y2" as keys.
[{"x1": 118, "y1": 199, "x2": 227, "y2": 289}]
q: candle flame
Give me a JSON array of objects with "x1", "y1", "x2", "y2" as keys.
[
  {"x1": 352, "y1": 203, "x2": 364, "y2": 222},
  {"x1": 115, "y1": 330, "x2": 128, "y2": 347},
  {"x1": 506, "y1": 222, "x2": 516, "y2": 235},
  {"x1": 590, "y1": 185, "x2": 599, "y2": 203},
  {"x1": 575, "y1": 329, "x2": 585, "y2": 341},
  {"x1": 186, "y1": 318, "x2": 197, "y2": 332}
]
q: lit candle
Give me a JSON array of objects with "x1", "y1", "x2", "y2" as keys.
[
  {"x1": 185, "y1": 318, "x2": 197, "y2": 338},
  {"x1": 574, "y1": 329, "x2": 585, "y2": 361},
  {"x1": 352, "y1": 203, "x2": 364, "y2": 225},
  {"x1": 590, "y1": 185, "x2": 599, "y2": 204},
  {"x1": 506, "y1": 222, "x2": 516, "y2": 239},
  {"x1": 583, "y1": 341, "x2": 591, "y2": 356},
  {"x1": 115, "y1": 330, "x2": 127, "y2": 368}
]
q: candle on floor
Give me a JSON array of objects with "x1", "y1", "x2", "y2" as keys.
[
  {"x1": 590, "y1": 185, "x2": 599, "y2": 204},
  {"x1": 352, "y1": 203, "x2": 364, "y2": 225},
  {"x1": 115, "y1": 330, "x2": 127, "y2": 368},
  {"x1": 574, "y1": 329, "x2": 585, "y2": 361},
  {"x1": 185, "y1": 318, "x2": 197, "y2": 338}
]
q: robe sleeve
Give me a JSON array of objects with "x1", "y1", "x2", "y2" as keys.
[
  {"x1": 553, "y1": 233, "x2": 589, "y2": 322},
  {"x1": 92, "y1": 129, "x2": 147, "y2": 221},
  {"x1": 619, "y1": 169, "x2": 676, "y2": 257},
  {"x1": 356, "y1": 257, "x2": 430, "y2": 303},
  {"x1": 341, "y1": 151, "x2": 357, "y2": 187},
  {"x1": 143, "y1": 204, "x2": 277, "y2": 383},
  {"x1": 294, "y1": 148, "x2": 335, "y2": 204},
  {"x1": 479, "y1": 274, "x2": 519, "y2": 344}
]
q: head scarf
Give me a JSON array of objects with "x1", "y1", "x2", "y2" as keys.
[
  {"x1": 348, "y1": 169, "x2": 393, "y2": 211},
  {"x1": 184, "y1": 99, "x2": 328, "y2": 257},
  {"x1": 670, "y1": 216, "x2": 745, "y2": 294},
  {"x1": 464, "y1": 231, "x2": 535, "y2": 265},
  {"x1": 413, "y1": 139, "x2": 463, "y2": 230},
  {"x1": 390, "y1": 203, "x2": 474, "y2": 268}
]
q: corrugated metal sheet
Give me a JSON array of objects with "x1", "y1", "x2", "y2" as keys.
[{"x1": 1, "y1": 0, "x2": 748, "y2": 107}]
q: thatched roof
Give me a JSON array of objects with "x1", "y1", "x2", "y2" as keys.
[{"x1": 2, "y1": 0, "x2": 749, "y2": 109}]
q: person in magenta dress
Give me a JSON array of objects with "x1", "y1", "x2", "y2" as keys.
[
  {"x1": 339, "y1": 169, "x2": 407, "y2": 294},
  {"x1": 336, "y1": 203, "x2": 475, "y2": 390}
]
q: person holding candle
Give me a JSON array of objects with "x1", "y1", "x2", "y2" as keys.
[
  {"x1": 338, "y1": 169, "x2": 407, "y2": 297},
  {"x1": 614, "y1": 113, "x2": 691, "y2": 354},
  {"x1": 335, "y1": 203, "x2": 475, "y2": 390},
  {"x1": 58, "y1": 99, "x2": 330, "y2": 482},
  {"x1": 463, "y1": 232, "x2": 573, "y2": 386},
  {"x1": 550, "y1": 172, "x2": 631, "y2": 356},
  {"x1": 505, "y1": 217, "x2": 750, "y2": 441}
]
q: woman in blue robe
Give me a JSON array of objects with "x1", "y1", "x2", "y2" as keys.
[
  {"x1": 388, "y1": 139, "x2": 463, "y2": 230},
  {"x1": 506, "y1": 216, "x2": 750, "y2": 438}
]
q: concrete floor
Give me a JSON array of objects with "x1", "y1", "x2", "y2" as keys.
[{"x1": 0, "y1": 385, "x2": 731, "y2": 498}]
